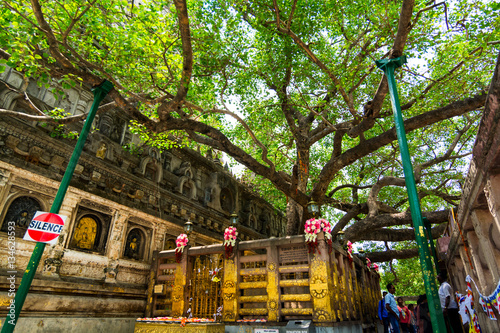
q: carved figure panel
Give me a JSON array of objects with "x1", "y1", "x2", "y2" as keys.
[
  {"x1": 220, "y1": 188, "x2": 233, "y2": 213},
  {"x1": 163, "y1": 238, "x2": 176, "y2": 251},
  {"x1": 174, "y1": 161, "x2": 192, "y2": 178},
  {"x1": 1, "y1": 196, "x2": 42, "y2": 237},
  {"x1": 96, "y1": 142, "x2": 107, "y2": 159},
  {"x1": 124, "y1": 228, "x2": 145, "y2": 260},
  {"x1": 70, "y1": 216, "x2": 98, "y2": 250},
  {"x1": 69, "y1": 207, "x2": 111, "y2": 254},
  {"x1": 139, "y1": 156, "x2": 163, "y2": 183},
  {"x1": 98, "y1": 114, "x2": 114, "y2": 138}
]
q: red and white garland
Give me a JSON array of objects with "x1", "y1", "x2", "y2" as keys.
[
  {"x1": 175, "y1": 233, "x2": 189, "y2": 263},
  {"x1": 304, "y1": 218, "x2": 333, "y2": 254},
  {"x1": 223, "y1": 226, "x2": 238, "y2": 258},
  {"x1": 344, "y1": 240, "x2": 353, "y2": 264}
]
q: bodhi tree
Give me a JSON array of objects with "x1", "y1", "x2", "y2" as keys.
[{"x1": 1, "y1": 0, "x2": 499, "y2": 262}]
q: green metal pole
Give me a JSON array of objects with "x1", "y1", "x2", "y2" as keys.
[
  {"x1": 375, "y1": 56, "x2": 447, "y2": 333},
  {"x1": 1, "y1": 80, "x2": 113, "y2": 333},
  {"x1": 423, "y1": 217, "x2": 440, "y2": 275}
]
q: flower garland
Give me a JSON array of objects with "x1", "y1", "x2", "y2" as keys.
[
  {"x1": 304, "y1": 218, "x2": 333, "y2": 254},
  {"x1": 223, "y1": 226, "x2": 238, "y2": 259},
  {"x1": 366, "y1": 257, "x2": 371, "y2": 269},
  {"x1": 175, "y1": 233, "x2": 189, "y2": 263},
  {"x1": 372, "y1": 263, "x2": 379, "y2": 273},
  {"x1": 343, "y1": 240, "x2": 353, "y2": 264}
]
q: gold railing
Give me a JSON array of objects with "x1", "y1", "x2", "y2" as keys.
[{"x1": 146, "y1": 233, "x2": 380, "y2": 326}]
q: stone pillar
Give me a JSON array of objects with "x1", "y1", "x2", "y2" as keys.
[
  {"x1": 459, "y1": 246, "x2": 475, "y2": 283},
  {"x1": 470, "y1": 210, "x2": 500, "y2": 285},
  {"x1": 0, "y1": 168, "x2": 12, "y2": 210},
  {"x1": 154, "y1": 224, "x2": 167, "y2": 252},
  {"x1": 484, "y1": 177, "x2": 500, "y2": 235},
  {"x1": 452, "y1": 257, "x2": 466, "y2": 293},
  {"x1": 466, "y1": 232, "x2": 490, "y2": 294},
  {"x1": 75, "y1": 90, "x2": 93, "y2": 115},
  {"x1": 104, "y1": 211, "x2": 129, "y2": 283}
]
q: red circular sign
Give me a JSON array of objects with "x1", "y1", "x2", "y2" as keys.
[{"x1": 27, "y1": 213, "x2": 64, "y2": 243}]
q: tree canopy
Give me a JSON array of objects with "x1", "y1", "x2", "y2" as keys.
[{"x1": 1, "y1": 0, "x2": 499, "y2": 261}]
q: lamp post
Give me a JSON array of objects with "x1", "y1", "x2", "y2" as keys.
[
  {"x1": 230, "y1": 212, "x2": 239, "y2": 227},
  {"x1": 184, "y1": 220, "x2": 193, "y2": 236},
  {"x1": 336, "y1": 230, "x2": 346, "y2": 246},
  {"x1": 357, "y1": 249, "x2": 366, "y2": 260},
  {"x1": 307, "y1": 200, "x2": 320, "y2": 218}
]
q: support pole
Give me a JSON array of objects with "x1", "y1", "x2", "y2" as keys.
[
  {"x1": 375, "y1": 56, "x2": 447, "y2": 333},
  {"x1": 423, "y1": 217, "x2": 440, "y2": 275},
  {"x1": 1, "y1": 80, "x2": 113, "y2": 333}
]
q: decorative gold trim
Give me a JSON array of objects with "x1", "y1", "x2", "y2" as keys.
[
  {"x1": 223, "y1": 281, "x2": 235, "y2": 288},
  {"x1": 268, "y1": 300, "x2": 278, "y2": 310},
  {"x1": 134, "y1": 322, "x2": 225, "y2": 333},
  {"x1": 311, "y1": 257, "x2": 322, "y2": 270},
  {"x1": 267, "y1": 262, "x2": 276, "y2": 271},
  {"x1": 311, "y1": 289, "x2": 327, "y2": 299},
  {"x1": 223, "y1": 293, "x2": 235, "y2": 300},
  {"x1": 313, "y1": 309, "x2": 331, "y2": 321},
  {"x1": 223, "y1": 311, "x2": 235, "y2": 320},
  {"x1": 310, "y1": 275, "x2": 326, "y2": 284}
]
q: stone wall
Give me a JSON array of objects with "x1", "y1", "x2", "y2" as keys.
[
  {"x1": 442, "y1": 53, "x2": 500, "y2": 332},
  {"x1": 0, "y1": 65, "x2": 286, "y2": 328}
]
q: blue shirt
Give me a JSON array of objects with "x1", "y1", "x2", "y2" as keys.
[
  {"x1": 385, "y1": 292, "x2": 399, "y2": 316},
  {"x1": 378, "y1": 299, "x2": 388, "y2": 318}
]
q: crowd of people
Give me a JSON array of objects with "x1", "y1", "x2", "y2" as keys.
[{"x1": 377, "y1": 272, "x2": 464, "y2": 333}]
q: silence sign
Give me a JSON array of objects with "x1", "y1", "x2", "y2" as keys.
[{"x1": 23, "y1": 211, "x2": 67, "y2": 245}]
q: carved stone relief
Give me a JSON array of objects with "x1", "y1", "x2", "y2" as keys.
[
  {"x1": 68, "y1": 207, "x2": 111, "y2": 254},
  {"x1": 0, "y1": 195, "x2": 42, "y2": 237}
]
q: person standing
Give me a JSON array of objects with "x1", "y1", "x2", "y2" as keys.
[
  {"x1": 397, "y1": 297, "x2": 411, "y2": 333},
  {"x1": 379, "y1": 291, "x2": 390, "y2": 333},
  {"x1": 437, "y1": 272, "x2": 463, "y2": 333},
  {"x1": 385, "y1": 283, "x2": 401, "y2": 333},
  {"x1": 408, "y1": 303, "x2": 417, "y2": 333},
  {"x1": 416, "y1": 294, "x2": 432, "y2": 333}
]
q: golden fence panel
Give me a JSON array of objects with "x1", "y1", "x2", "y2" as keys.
[{"x1": 150, "y1": 235, "x2": 380, "y2": 326}]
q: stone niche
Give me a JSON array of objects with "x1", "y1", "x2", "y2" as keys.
[
  {"x1": 122, "y1": 220, "x2": 153, "y2": 262},
  {"x1": 68, "y1": 206, "x2": 112, "y2": 255}
]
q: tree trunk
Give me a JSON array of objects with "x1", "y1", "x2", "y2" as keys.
[
  {"x1": 286, "y1": 198, "x2": 302, "y2": 235},
  {"x1": 286, "y1": 147, "x2": 310, "y2": 235}
]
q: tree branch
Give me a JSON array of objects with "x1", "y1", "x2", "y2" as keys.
[
  {"x1": 344, "y1": 209, "x2": 449, "y2": 242},
  {"x1": 157, "y1": 0, "x2": 193, "y2": 121},
  {"x1": 359, "y1": 224, "x2": 446, "y2": 242},
  {"x1": 367, "y1": 248, "x2": 419, "y2": 262},
  {"x1": 367, "y1": 176, "x2": 406, "y2": 217},
  {"x1": 311, "y1": 93, "x2": 486, "y2": 202},
  {"x1": 347, "y1": 0, "x2": 415, "y2": 138}
]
